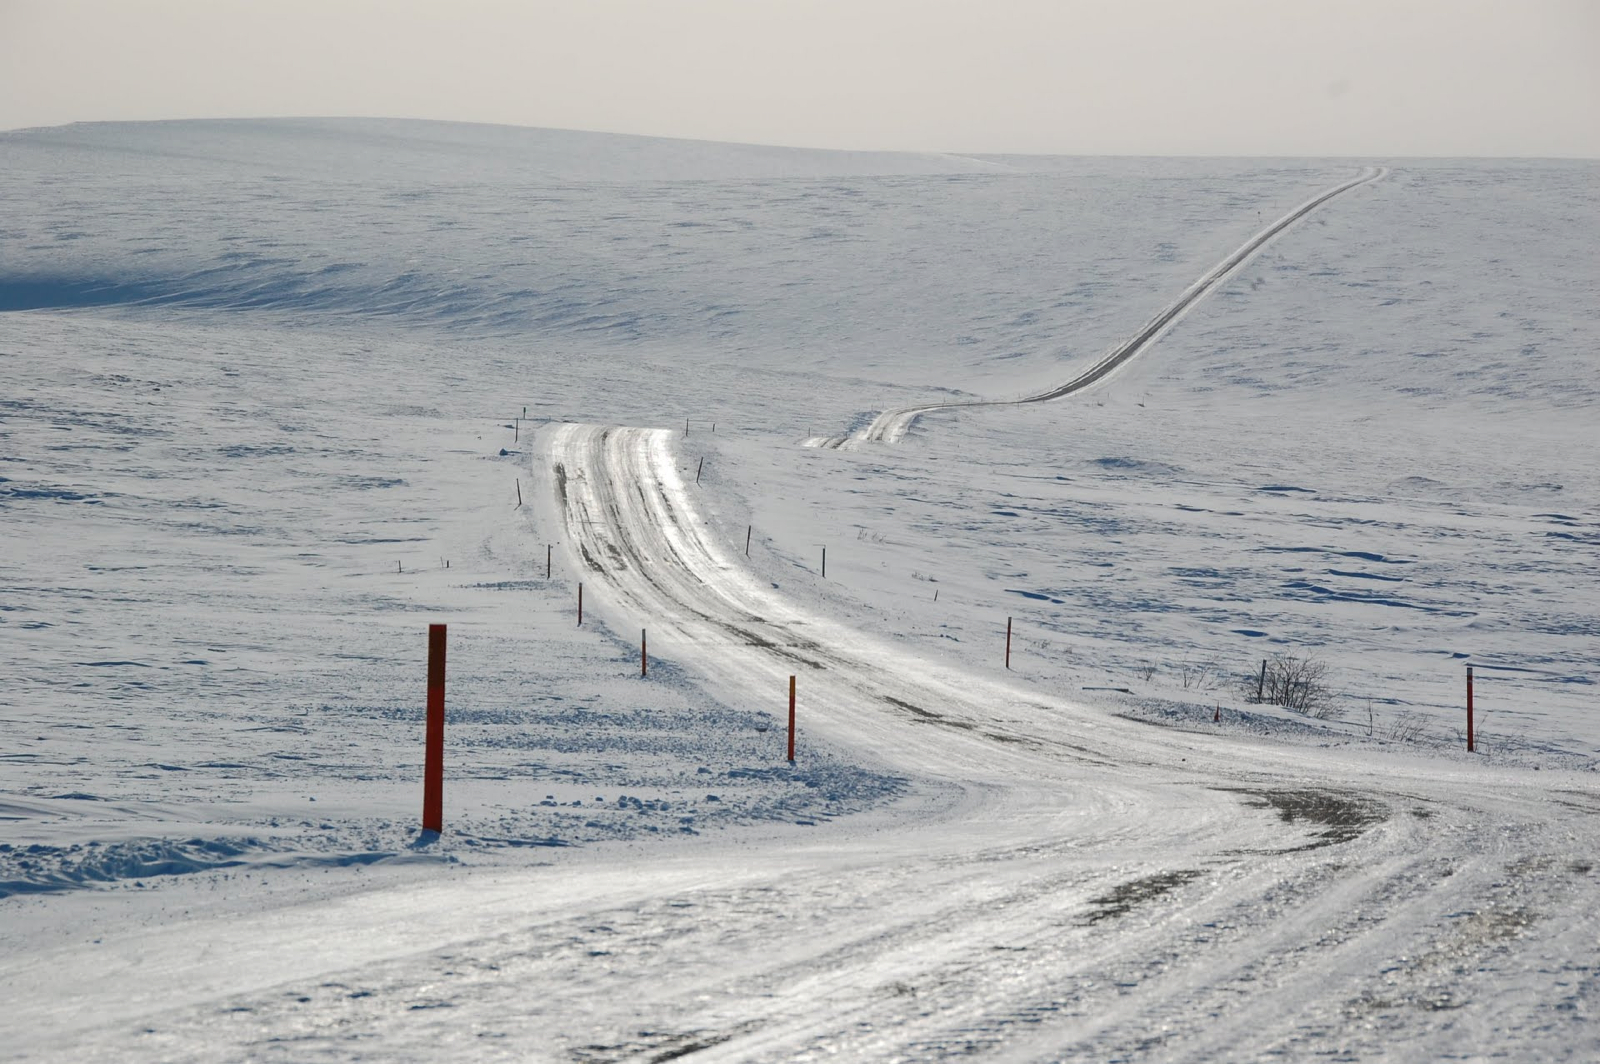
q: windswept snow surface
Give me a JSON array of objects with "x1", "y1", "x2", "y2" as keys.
[{"x1": 3, "y1": 119, "x2": 1599, "y2": 1060}]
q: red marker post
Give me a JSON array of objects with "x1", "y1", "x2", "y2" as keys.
[
  {"x1": 422, "y1": 624, "x2": 446, "y2": 834},
  {"x1": 1467, "y1": 666, "x2": 1475, "y2": 753},
  {"x1": 787, "y1": 675, "x2": 796, "y2": 763}
]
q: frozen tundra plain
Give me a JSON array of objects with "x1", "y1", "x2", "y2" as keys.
[{"x1": 1, "y1": 118, "x2": 1598, "y2": 1061}]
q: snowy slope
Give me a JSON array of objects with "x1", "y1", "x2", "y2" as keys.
[{"x1": 2, "y1": 119, "x2": 1599, "y2": 1061}]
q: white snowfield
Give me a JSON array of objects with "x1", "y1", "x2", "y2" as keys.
[{"x1": 2, "y1": 119, "x2": 1598, "y2": 1061}]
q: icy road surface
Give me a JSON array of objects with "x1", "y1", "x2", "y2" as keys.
[{"x1": 531, "y1": 422, "x2": 1600, "y2": 1061}]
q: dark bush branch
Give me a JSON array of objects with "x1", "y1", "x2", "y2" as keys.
[{"x1": 1241, "y1": 653, "x2": 1339, "y2": 720}]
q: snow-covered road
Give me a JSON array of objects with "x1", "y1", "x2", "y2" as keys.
[
  {"x1": 520, "y1": 422, "x2": 1600, "y2": 1060},
  {"x1": 813, "y1": 166, "x2": 1388, "y2": 449}
]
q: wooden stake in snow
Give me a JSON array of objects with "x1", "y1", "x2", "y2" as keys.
[
  {"x1": 422, "y1": 623, "x2": 446, "y2": 834},
  {"x1": 821, "y1": 546, "x2": 827, "y2": 579},
  {"x1": 1467, "y1": 666, "x2": 1476, "y2": 753},
  {"x1": 516, "y1": 479, "x2": 522, "y2": 507},
  {"x1": 696, "y1": 457, "x2": 704, "y2": 484},
  {"x1": 1006, "y1": 617, "x2": 1013, "y2": 670},
  {"x1": 578, "y1": 582, "x2": 583, "y2": 627},
  {"x1": 641, "y1": 629, "x2": 648, "y2": 678},
  {"x1": 546, "y1": 544, "x2": 552, "y2": 580},
  {"x1": 1257, "y1": 659, "x2": 1268, "y2": 703},
  {"x1": 514, "y1": 419, "x2": 519, "y2": 442},
  {"x1": 745, "y1": 525, "x2": 752, "y2": 556},
  {"x1": 787, "y1": 675, "x2": 797, "y2": 763},
  {"x1": 684, "y1": 418, "x2": 690, "y2": 438}
]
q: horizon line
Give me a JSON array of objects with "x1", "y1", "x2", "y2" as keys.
[{"x1": 5, "y1": 114, "x2": 1597, "y2": 162}]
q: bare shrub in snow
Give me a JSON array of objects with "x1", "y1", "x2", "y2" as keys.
[
  {"x1": 1241, "y1": 653, "x2": 1338, "y2": 719},
  {"x1": 1179, "y1": 660, "x2": 1217, "y2": 691},
  {"x1": 1386, "y1": 711, "x2": 1428, "y2": 743}
]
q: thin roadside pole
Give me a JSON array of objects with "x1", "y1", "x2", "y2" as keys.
[
  {"x1": 641, "y1": 629, "x2": 648, "y2": 678},
  {"x1": 1467, "y1": 666, "x2": 1475, "y2": 752},
  {"x1": 578, "y1": 582, "x2": 583, "y2": 626},
  {"x1": 422, "y1": 624, "x2": 446, "y2": 834},
  {"x1": 1005, "y1": 617, "x2": 1012, "y2": 670},
  {"x1": 787, "y1": 675, "x2": 797, "y2": 763}
]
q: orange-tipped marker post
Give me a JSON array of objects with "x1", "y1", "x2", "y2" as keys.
[
  {"x1": 422, "y1": 624, "x2": 446, "y2": 833},
  {"x1": 787, "y1": 675, "x2": 796, "y2": 763}
]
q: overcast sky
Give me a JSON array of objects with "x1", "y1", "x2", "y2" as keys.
[{"x1": 2, "y1": 0, "x2": 1596, "y2": 156}]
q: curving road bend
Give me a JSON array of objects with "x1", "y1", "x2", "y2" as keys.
[
  {"x1": 538, "y1": 421, "x2": 1600, "y2": 1061},
  {"x1": 811, "y1": 166, "x2": 1388, "y2": 449}
]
